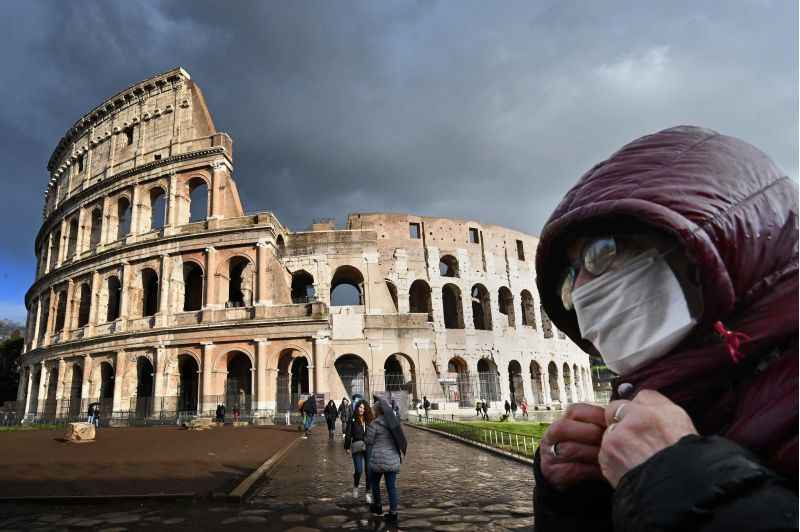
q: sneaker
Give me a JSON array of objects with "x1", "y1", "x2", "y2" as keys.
[
  {"x1": 302, "y1": 435, "x2": 308, "y2": 439},
  {"x1": 384, "y1": 512, "x2": 398, "y2": 522},
  {"x1": 366, "y1": 492, "x2": 373, "y2": 504},
  {"x1": 352, "y1": 487, "x2": 359, "y2": 498}
]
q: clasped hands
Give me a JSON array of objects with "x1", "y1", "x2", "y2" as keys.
[{"x1": 540, "y1": 389, "x2": 698, "y2": 490}]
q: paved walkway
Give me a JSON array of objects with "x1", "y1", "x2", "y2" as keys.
[{"x1": 0, "y1": 424, "x2": 534, "y2": 531}]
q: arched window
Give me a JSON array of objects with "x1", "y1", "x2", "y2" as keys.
[
  {"x1": 117, "y1": 197, "x2": 131, "y2": 239},
  {"x1": 54, "y1": 290, "x2": 67, "y2": 332},
  {"x1": 141, "y1": 268, "x2": 159, "y2": 317},
  {"x1": 498, "y1": 287, "x2": 515, "y2": 328},
  {"x1": 471, "y1": 284, "x2": 492, "y2": 330},
  {"x1": 188, "y1": 177, "x2": 208, "y2": 223},
  {"x1": 530, "y1": 361, "x2": 544, "y2": 405},
  {"x1": 149, "y1": 188, "x2": 166, "y2": 231},
  {"x1": 291, "y1": 270, "x2": 315, "y2": 304},
  {"x1": 563, "y1": 363, "x2": 573, "y2": 403},
  {"x1": 548, "y1": 361, "x2": 560, "y2": 402},
  {"x1": 183, "y1": 262, "x2": 204, "y2": 311},
  {"x1": 226, "y1": 257, "x2": 253, "y2": 307},
  {"x1": 439, "y1": 255, "x2": 459, "y2": 277},
  {"x1": 520, "y1": 290, "x2": 536, "y2": 328},
  {"x1": 226, "y1": 352, "x2": 252, "y2": 412},
  {"x1": 77, "y1": 283, "x2": 91, "y2": 328},
  {"x1": 106, "y1": 276, "x2": 121, "y2": 322},
  {"x1": 38, "y1": 296, "x2": 50, "y2": 340},
  {"x1": 541, "y1": 305, "x2": 553, "y2": 338},
  {"x1": 409, "y1": 279, "x2": 432, "y2": 321},
  {"x1": 477, "y1": 358, "x2": 500, "y2": 401},
  {"x1": 89, "y1": 209, "x2": 102, "y2": 248},
  {"x1": 49, "y1": 230, "x2": 60, "y2": 270},
  {"x1": 386, "y1": 280, "x2": 398, "y2": 311},
  {"x1": 135, "y1": 357, "x2": 155, "y2": 417},
  {"x1": 441, "y1": 283, "x2": 464, "y2": 329},
  {"x1": 330, "y1": 266, "x2": 364, "y2": 306},
  {"x1": 508, "y1": 360, "x2": 524, "y2": 404},
  {"x1": 67, "y1": 218, "x2": 79, "y2": 258}
]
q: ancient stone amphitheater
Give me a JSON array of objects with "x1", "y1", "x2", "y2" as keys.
[{"x1": 18, "y1": 67, "x2": 592, "y2": 425}]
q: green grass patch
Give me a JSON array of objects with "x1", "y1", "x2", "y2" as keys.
[
  {"x1": 0, "y1": 424, "x2": 63, "y2": 432},
  {"x1": 422, "y1": 419, "x2": 549, "y2": 458}
]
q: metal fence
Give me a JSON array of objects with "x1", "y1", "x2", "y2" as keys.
[{"x1": 411, "y1": 412, "x2": 539, "y2": 459}]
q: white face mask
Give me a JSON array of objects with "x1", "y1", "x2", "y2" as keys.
[{"x1": 571, "y1": 249, "x2": 697, "y2": 375}]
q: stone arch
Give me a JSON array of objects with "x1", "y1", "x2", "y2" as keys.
[
  {"x1": 29, "y1": 367, "x2": 42, "y2": 415},
  {"x1": 477, "y1": 358, "x2": 501, "y2": 402},
  {"x1": 145, "y1": 186, "x2": 167, "y2": 232},
  {"x1": 139, "y1": 268, "x2": 159, "y2": 317},
  {"x1": 471, "y1": 284, "x2": 492, "y2": 330},
  {"x1": 383, "y1": 353, "x2": 416, "y2": 397},
  {"x1": 291, "y1": 270, "x2": 315, "y2": 303},
  {"x1": 186, "y1": 175, "x2": 209, "y2": 224},
  {"x1": 563, "y1": 362, "x2": 573, "y2": 403},
  {"x1": 334, "y1": 353, "x2": 370, "y2": 399},
  {"x1": 116, "y1": 196, "x2": 132, "y2": 240},
  {"x1": 68, "y1": 363, "x2": 83, "y2": 417},
  {"x1": 439, "y1": 255, "x2": 459, "y2": 277},
  {"x1": 276, "y1": 349, "x2": 311, "y2": 412},
  {"x1": 49, "y1": 228, "x2": 61, "y2": 270},
  {"x1": 547, "y1": 361, "x2": 560, "y2": 403},
  {"x1": 182, "y1": 261, "x2": 204, "y2": 311},
  {"x1": 220, "y1": 255, "x2": 254, "y2": 308},
  {"x1": 54, "y1": 288, "x2": 68, "y2": 333},
  {"x1": 67, "y1": 217, "x2": 79, "y2": 258},
  {"x1": 409, "y1": 279, "x2": 432, "y2": 321},
  {"x1": 76, "y1": 282, "x2": 91, "y2": 328},
  {"x1": 541, "y1": 305, "x2": 554, "y2": 338},
  {"x1": 331, "y1": 265, "x2": 365, "y2": 306},
  {"x1": 177, "y1": 354, "x2": 199, "y2": 413},
  {"x1": 442, "y1": 283, "x2": 464, "y2": 329},
  {"x1": 530, "y1": 360, "x2": 544, "y2": 405},
  {"x1": 104, "y1": 275, "x2": 122, "y2": 322},
  {"x1": 446, "y1": 356, "x2": 472, "y2": 406},
  {"x1": 89, "y1": 207, "x2": 103, "y2": 248},
  {"x1": 498, "y1": 287, "x2": 516, "y2": 328},
  {"x1": 520, "y1": 290, "x2": 536, "y2": 329},
  {"x1": 225, "y1": 351, "x2": 253, "y2": 413},
  {"x1": 44, "y1": 365, "x2": 59, "y2": 418},
  {"x1": 508, "y1": 360, "x2": 524, "y2": 404},
  {"x1": 134, "y1": 356, "x2": 155, "y2": 417}
]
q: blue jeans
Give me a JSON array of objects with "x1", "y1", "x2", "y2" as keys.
[
  {"x1": 351, "y1": 451, "x2": 369, "y2": 488},
  {"x1": 303, "y1": 414, "x2": 314, "y2": 432},
  {"x1": 370, "y1": 471, "x2": 398, "y2": 512}
]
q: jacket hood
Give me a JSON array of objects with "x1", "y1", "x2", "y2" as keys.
[{"x1": 536, "y1": 126, "x2": 798, "y2": 375}]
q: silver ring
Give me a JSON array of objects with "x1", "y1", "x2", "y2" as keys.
[
  {"x1": 550, "y1": 442, "x2": 560, "y2": 458},
  {"x1": 613, "y1": 404, "x2": 626, "y2": 423}
]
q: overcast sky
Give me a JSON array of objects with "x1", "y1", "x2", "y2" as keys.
[{"x1": 0, "y1": 1, "x2": 796, "y2": 323}]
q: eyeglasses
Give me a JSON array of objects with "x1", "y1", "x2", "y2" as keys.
[{"x1": 559, "y1": 237, "x2": 618, "y2": 311}]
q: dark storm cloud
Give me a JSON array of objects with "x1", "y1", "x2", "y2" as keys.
[{"x1": 0, "y1": 0, "x2": 796, "y2": 321}]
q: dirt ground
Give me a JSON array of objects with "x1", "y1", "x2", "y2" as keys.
[{"x1": 0, "y1": 425, "x2": 298, "y2": 497}]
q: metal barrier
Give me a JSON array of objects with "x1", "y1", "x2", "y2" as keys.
[{"x1": 411, "y1": 413, "x2": 538, "y2": 459}]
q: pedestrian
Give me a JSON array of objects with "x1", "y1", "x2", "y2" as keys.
[
  {"x1": 338, "y1": 397, "x2": 351, "y2": 438},
  {"x1": 216, "y1": 403, "x2": 226, "y2": 423},
  {"x1": 87, "y1": 402, "x2": 100, "y2": 428},
  {"x1": 481, "y1": 400, "x2": 489, "y2": 421},
  {"x1": 422, "y1": 396, "x2": 430, "y2": 420},
  {"x1": 301, "y1": 394, "x2": 317, "y2": 438},
  {"x1": 324, "y1": 399, "x2": 338, "y2": 440},
  {"x1": 511, "y1": 399, "x2": 518, "y2": 419},
  {"x1": 390, "y1": 399, "x2": 400, "y2": 418},
  {"x1": 344, "y1": 398, "x2": 373, "y2": 503},
  {"x1": 504, "y1": 400, "x2": 511, "y2": 418},
  {"x1": 366, "y1": 398, "x2": 407, "y2": 522},
  {"x1": 532, "y1": 126, "x2": 798, "y2": 531},
  {"x1": 233, "y1": 407, "x2": 240, "y2": 423},
  {"x1": 520, "y1": 400, "x2": 529, "y2": 419},
  {"x1": 475, "y1": 399, "x2": 482, "y2": 417}
]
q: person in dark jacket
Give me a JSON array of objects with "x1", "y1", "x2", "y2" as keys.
[
  {"x1": 510, "y1": 399, "x2": 517, "y2": 419},
  {"x1": 324, "y1": 400, "x2": 338, "y2": 440},
  {"x1": 338, "y1": 398, "x2": 351, "y2": 438},
  {"x1": 344, "y1": 399, "x2": 373, "y2": 502},
  {"x1": 532, "y1": 126, "x2": 798, "y2": 531},
  {"x1": 300, "y1": 395, "x2": 317, "y2": 438},
  {"x1": 504, "y1": 400, "x2": 511, "y2": 417},
  {"x1": 422, "y1": 396, "x2": 430, "y2": 419},
  {"x1": 366, "y1": 399, "x2": 406, "y2": 522},
  {"x1": 481, "y1": 400, "x2": 489, "y2": 421}
]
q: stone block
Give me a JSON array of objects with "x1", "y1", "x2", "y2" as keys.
[
  {"x1": 183, "y1": 417, "x2": 214, "y2": 430},
  {"x1": 64, "y1": 422, "x2": 96, "y2": 443},
  {"x1": 231, "y1": 421, "x2": 249, "y2": 427}
]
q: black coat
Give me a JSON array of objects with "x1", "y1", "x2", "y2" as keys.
[
  {"x1": 301, "y1": 397, "x2": 317, "y2": 416},
  {"x1": 324, "y1": 402, "x2": 338, "y2": 421},
  {"x1": 533, "y1": 435, "x2": 798, "y2": 532},
  {"x1": 344, "y1": 415, "x2": 367, "y2": 451}
]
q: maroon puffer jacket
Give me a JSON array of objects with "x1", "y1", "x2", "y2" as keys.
[{"x1": 534, "y1": 125, "x2": 798, "y2": 478}]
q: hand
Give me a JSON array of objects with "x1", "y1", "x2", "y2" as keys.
[
  {"x1": 540, "y1": 403, "x2": 607, "y2": 491},
  {"x1": 599, "y1": 390, "x2": 698, "y2": 488}
]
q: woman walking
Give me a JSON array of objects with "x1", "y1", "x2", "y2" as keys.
[
  {"x1": 344, "y1": 399, "x2": 373, "y2": 502},
  {"x1": 366, "y1": 399, "x2": 407, "y2": 522},
  {"x1": 324, "y1": 400, "x2": 338, "y2": 440}
]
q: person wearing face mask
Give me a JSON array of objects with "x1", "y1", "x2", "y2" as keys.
[{"x1": 532, "y1": 126, "x2": 798, "y2": 532}]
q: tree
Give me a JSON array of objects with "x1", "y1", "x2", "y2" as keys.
[{"x1": 0, "y1": 337, "x2": 23, "y2": 403}]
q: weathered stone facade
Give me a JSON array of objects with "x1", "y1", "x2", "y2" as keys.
[{"x1": 19, "y1": 68, "x2": 592, "y2": 423}]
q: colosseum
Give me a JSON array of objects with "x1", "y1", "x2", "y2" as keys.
[{"x1": 17, "y1": 67, "x2": 593, "y2": 425}]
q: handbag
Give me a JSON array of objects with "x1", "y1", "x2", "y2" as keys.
[{"x1": 351, "y1": 440, "x2": 366, "y2": 454}]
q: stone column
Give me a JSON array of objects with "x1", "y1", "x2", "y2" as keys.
[
  {"x1": 43, "y1": 233, "x2": 53, "y2": 274},
  {"x1": 44, "y1": 287, "x2": 56, "y2": 345},
  {"x1": 62, "y1": 279, "x2": 75, "y2": 340},
  {"x1": 557, "y1": 364, "x2": 567, "y2": 406},
  {"x1": 24, "y1": 366, "x2": 35, "y2": 416},
  {"x1": 256, "y1": 241, "x2": 269, "y2": 306},
  {"x1": 100, "y1": 196, "x2": 112, "y2": 246},
  {"x1": 541, "y1": 370, "x2": 552, "y2": 407},
  {"x1": 112, "y1": 352, "x2": 125, "y2": 413},
  {"x1": 81, "y1": 356, "x2": 92, "y2": 404},
  {"x1": 128, "y1": 184, "x2": 141, "y2": 239},
  {"x1": 56, "y1": 219, "x2": 68, "y2": 267},
  {"x1": 15, "y1": 367, "x2": 28, "y2": 416},
  {"x1": 499, "y1": 363, "x2": 512, "y2": 406},
  {"x1": 37, "y1": 363, "x2": 48, "y2": 415},
  {"x1": 165, "y1": 172, "x2": 178, "y2": 234},
  {"x1": 158, "y1": 254, "x2": 171, "y2": 326},
  {"x1": 204, "y1": 247, "x2": 218, "y2": 309},
  {"x1": 32, "y1": 298, "x2": 42, "y2": 350},
  {"x1": 313, "y1": 336, "x2": 330, "y2": 397},
  {"x1": 521, "y1": 368, "x2": 535, "y2": 405},
  {"x1": 75, "y1": 207, "x2": 87, "y2": 256},
  {"x1": 119, "y1": 262, "x2": 131, "y2": 326},
  {"x1": 87, "y1": 270, "x2": 101, "y2": 335},
  {"x1": 55, "y1": 358, "x2": 66, "y2": 417},
  {"x1": 255, "y1": 339, "x2": 268, "y2": 411},
  {"x1": 209, "y1": 161, "x2": 226, "y2": 219},
  {"x1": 153, "y1": 345, "x2": 166, "y2": 415},
  {"x1": 200, "y1": 342, "x2": 215, "y2": 414}
]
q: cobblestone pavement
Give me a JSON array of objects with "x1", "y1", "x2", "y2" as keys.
[{"x1": 0, "y1": 424, "x2": 533, "y2": 531}]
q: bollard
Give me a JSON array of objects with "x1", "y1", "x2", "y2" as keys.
[
  {"x1": 515, "y1": 434, "x2": 519, "y2": 453},
  {"x1": 523, "y1": 437, "x2": 527, "y2": 454}
]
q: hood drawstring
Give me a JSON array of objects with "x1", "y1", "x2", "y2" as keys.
[{"x1": 714, "y1": 321, "x2": 751, "y2": 364}]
